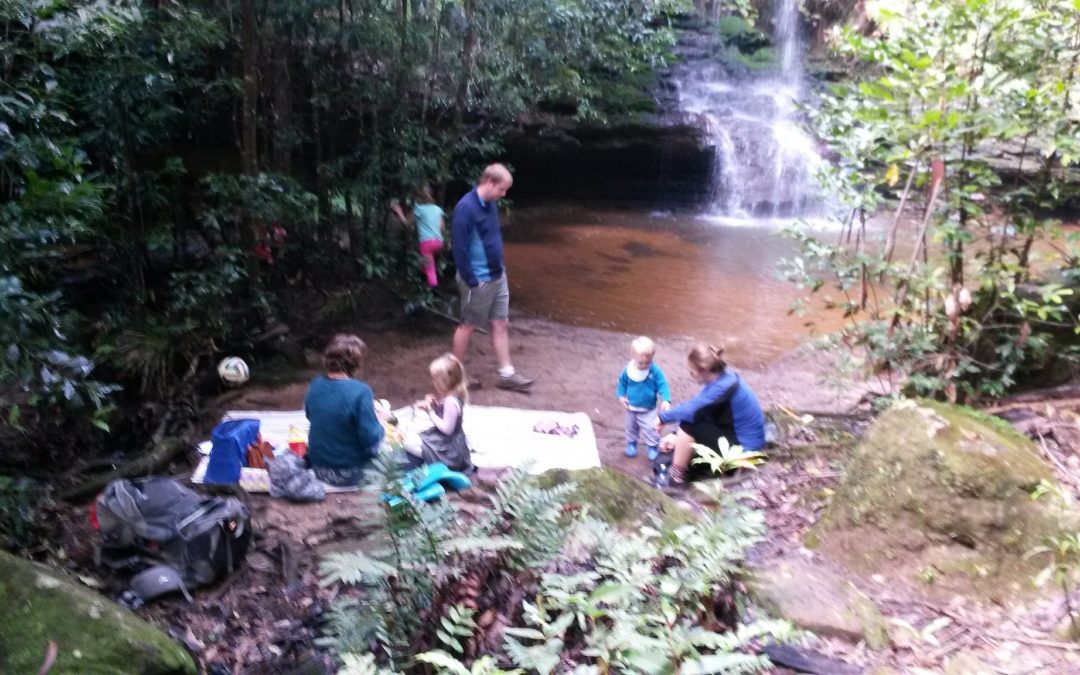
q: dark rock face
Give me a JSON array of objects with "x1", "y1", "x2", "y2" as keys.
[{"x1": 505, "y1": 115, "x2": 714, "y2": 208}]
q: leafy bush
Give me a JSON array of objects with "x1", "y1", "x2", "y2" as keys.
[
  {"x1": 322, "y1": 460, "x2": 789, "y2": 673},
  {"x1": 0, "y1": 476, "x2": 44, "y2": 552},
  {"x1": 784, "y1": 0, "x2": 1080, "y2": 402},
  {"x1": 0, "y1": 277, "x2": 118, "y2": 430}
]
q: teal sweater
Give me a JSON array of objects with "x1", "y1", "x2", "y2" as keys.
[{"x1": 304, "y1": 376, "x2": 384, "y2": 470}]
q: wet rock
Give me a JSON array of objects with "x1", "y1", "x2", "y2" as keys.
[
  {"x1": 749, "y1": 555, "x2": 889, "y2": 649},
  {"x1": 0, "y1": 550, "x2": 196, "y2": 674},
  {"x1": 808, "y1": 399, "x2": 1076, "y2": 602},
  {"x1": 534, "y1": 467, "x2": 696, "y2": 529}
]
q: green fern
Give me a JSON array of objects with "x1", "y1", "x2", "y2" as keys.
[
  {"x1": 325, "y1": 460, "x2": 787, "y2": 674},
  {"x1": 435, "y1": 604, "x2": 477, "y2": 656},
  {"x1": 319, "y1": 551, "x2": 397, "y2": 587}
]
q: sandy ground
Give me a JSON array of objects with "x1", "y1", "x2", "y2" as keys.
[{"x1": 220, "y1": 313, "x2": 870, "y2": 477}]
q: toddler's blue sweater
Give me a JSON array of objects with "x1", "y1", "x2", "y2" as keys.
[{"x1": 616, "y1": 363, "x2": 671, "y2": 411}]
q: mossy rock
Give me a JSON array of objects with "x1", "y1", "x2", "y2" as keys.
[
  {"x1": 808, "y1": 399, "x2": 1076, "y2": 601},
  {"x1": 535, "y1": 467, "x2": 696, "y2": 530},
  {"x1": 0, "y1": 550, "x2": 196, "y2": 674}
]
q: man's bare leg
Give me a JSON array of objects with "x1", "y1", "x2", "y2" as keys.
[
  {"x1": 491, "y1": 319, "x2": 511, "y2": 370},
  {"x1": 453, "y1": 324, "x2": 475, "y2": 362}
]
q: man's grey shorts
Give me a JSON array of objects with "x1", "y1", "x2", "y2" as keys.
[{"x1": 457, "y1": 273, "x2": 510, "y2": 326}]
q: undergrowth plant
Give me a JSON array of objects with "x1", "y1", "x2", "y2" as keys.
[
  {"x1": 1028, "y1": 480, "x2": 1080, "y2": 636},
  {"x1": 783, "y1": 0, "x2": 1080, "y2": 403},
  {"x1": 322, "y1": 460, "x2": 789, "y2": 674}
]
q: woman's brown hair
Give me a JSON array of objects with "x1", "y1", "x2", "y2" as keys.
[
  {"x1": 323, "y1": 334, "x2": 367, "y2": 377},
  {"x1": 687, "y1": 342, "x2": 726, "y2": 374}
]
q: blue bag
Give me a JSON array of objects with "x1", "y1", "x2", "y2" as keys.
[{"x1": 205, "y1": 419, "x2": 260, "y2": 484}]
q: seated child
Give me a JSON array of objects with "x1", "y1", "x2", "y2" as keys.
[
  {"x1": 616, "y1": 336, "x2": 671, "y2": 461},
  {"x1": 402, "y1": 354, "x2": 474, "y2": 473}
]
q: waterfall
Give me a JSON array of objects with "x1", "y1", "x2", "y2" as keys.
[{"x1": 673, "y1": 0, "x2": 822, "y2": 220}]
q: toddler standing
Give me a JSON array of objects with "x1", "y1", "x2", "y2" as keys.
[
  {"x1": 616, "y1": 336, "x2": 671, "y2": 460},
  {"x1": 403, "y1": 354, "x2": 474, "y2": 473}
]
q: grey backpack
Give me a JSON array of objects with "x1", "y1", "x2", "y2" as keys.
[{"x1": 94, "y1": 477, "x2": 252, "y2": 599}]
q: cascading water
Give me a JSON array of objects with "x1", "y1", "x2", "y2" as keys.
[{"x1": 674, "y1": 1, "x2": 823, "y2": 219}]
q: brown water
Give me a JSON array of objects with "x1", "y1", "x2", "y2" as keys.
[{"x1": 503, "y1": 206, "x2": 845, "y2": 368}]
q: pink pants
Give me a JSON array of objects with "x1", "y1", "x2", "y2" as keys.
[{"x1": 419, "y1": 238, "x2": 443, "y2": 287}]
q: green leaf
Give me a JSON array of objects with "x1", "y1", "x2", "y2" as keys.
[
  {"x1": 414, "y1": 650, "x2": 471, "y2": 675},
  {"x1": 502, "y1": 627, "x2": 546, "y2": 641}
]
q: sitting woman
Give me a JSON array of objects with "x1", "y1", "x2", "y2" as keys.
[
  {"x1": 304, "y1": 334, "x2": 385, "y2": 487},
  {"x1": 652, "y1": 342, "x2": 765, "y2": 491}
]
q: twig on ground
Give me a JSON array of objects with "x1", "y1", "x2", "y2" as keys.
[
  {"x1": 925, "y1": 626, "x2": 973, "y2": 662},
  {"x1": 207, "y1": 566, "x2": 245, "y2": 602},
  {"x1": 37, "y1": 640, "x2": 57, "y2": 675},
  {"x1": 986, "y1": 632, "x2": 1080, "y2": 651},
  {"x1": 1037, "y1": 434, "x2": 1080, "y2": 489}
]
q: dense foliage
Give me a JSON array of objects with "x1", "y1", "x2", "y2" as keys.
[
  {"x1": 322, "y1": 461, "x2": 789, "y2": 673},
  {"x1": 0, "y1": 0, "x2": 684, "y2": 463},
  {"x1": 784, "y1": 0, "x2": 1080, "y2": 402}
]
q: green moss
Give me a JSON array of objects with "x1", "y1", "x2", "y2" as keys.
[
  {"x1": 0, "y1": 550, "x2": 196, "y2": 675},
  {"x1": 947, "y1": 403, "x2": 1032, "y2": 446},
  {"x1": 809, "y1": 399, "x2": 1075, "y2": 601},
  {"x1": 535, "y1": 467, "x2": 695, "y2": 530}
]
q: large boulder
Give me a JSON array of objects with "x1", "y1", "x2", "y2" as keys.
[
  {"x1": 0, "y1": 550, "x2": 196, "y2": 674},
  {"x1": 535, "y1": 467, "x2": 696, "y2": 530},
  {"x1": 807, "y1": 399, "x2": 1075, "y2": 601}
]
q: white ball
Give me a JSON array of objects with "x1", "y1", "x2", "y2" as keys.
[{"x1": 217, "y1": 356, "x2": 250, "y2": 385}]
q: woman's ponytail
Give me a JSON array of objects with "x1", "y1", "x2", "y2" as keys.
[{"x1": 688, "y1": 341, "x2": 727, "y2": 374}]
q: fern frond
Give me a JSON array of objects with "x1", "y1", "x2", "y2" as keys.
[
  {"x1": 320, "y1": 551, "x2": 397, "y2": 587},
  {"x1": 440, "y1": 535, "x2": 523, "y2": 555},
  {"x1": 503, "y1": 635, "x2": 564, "y2": 675},
  {"x1": 681, "y1": 652, "x2": 772, "y2": 675},
  {"x1": 413, "y1": 649, "x2": 472, "y2": 675},
  {"x1": 339, "y1": 652, "x2": 401, "y2": 675}
]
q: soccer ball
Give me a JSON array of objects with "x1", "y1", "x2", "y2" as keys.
[{"x1": 217, "y1": 357, "x2": 250, "y2": 386}]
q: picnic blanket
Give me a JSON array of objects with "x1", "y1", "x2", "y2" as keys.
[{"x1": 192, "y1": 406, "x2": 600, "y2": 492}]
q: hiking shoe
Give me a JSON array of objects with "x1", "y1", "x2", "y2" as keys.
[
  {"x1": 624, "y1": 442, "x2": 638, "y2": 458},
  {"x1": 496, "y1": 372, "x2": 534, "y2": 392},
  {"x1": 646, "y1": 445, "x2": 660, "y2": 462}
]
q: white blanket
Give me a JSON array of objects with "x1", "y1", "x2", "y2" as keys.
[
  {"x1": 394, "y1": 404, "x2": 600, "y2": 474},
  {"x1": 194, "y1": 405, "x2": 600, "y2": 485}
]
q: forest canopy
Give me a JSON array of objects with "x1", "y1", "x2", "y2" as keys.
[{"x1": 0, "y1": 0, "x2": 685, "y2": 460}]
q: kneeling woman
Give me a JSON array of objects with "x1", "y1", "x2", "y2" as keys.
[
  {"x1": 654, "y1": 342, "x2": 765, "y2": 489},
  {"x1": 304, "y1": 334, "x2": 385, "y2": 487}
]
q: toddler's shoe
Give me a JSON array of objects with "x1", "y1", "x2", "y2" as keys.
[
  {"x1": 624, "y1": 442, "x2": 638, "y2": 458},
  {"x1": 646, "y1": 445, "x2": 660, "y2": 462}
]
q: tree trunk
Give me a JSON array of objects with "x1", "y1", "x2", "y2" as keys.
[
  {"x1": 453, "y1": 0, "x2": 475, "y2": 134},
  {"x1": 240, "y1": 0, "x2": 262, "y2": 290}
]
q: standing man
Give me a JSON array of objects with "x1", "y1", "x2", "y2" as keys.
[{"x1": 451, "y1": 163, "x2": 534, "y2": 392}]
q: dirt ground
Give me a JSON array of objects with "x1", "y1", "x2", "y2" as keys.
[{"x1": 50, "y1": 312, "x2": 1080, "y2": 673}]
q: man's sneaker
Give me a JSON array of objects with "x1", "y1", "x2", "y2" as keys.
[
  {"x1": 646, "y1": 445, "x2": 660, "y2": 462},
  {"x1": 496, "y1": 372, "x2": 534, "y2": 392},
  {"x1": 624, "y1": 442, "x2": 638, "y2": 458},
  {"x1": 467, "y1": 378, "x2": 483, "y2": 391}
]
